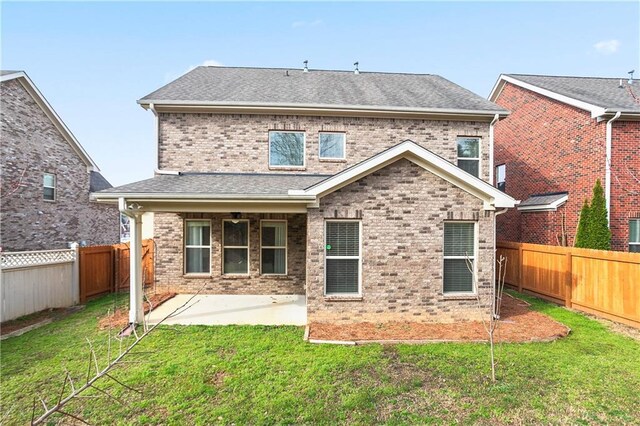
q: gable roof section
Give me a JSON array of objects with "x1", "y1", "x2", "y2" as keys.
[
  {"x1": 517, "y1": 192, "x2": 568, "y2": 212},
  {"x1": 291, "y1": 140, "x2": 517, "y2": 210},
  {"x1": 489, "y1": 74, "x2": 640, "y2": 119},
  {"x1": 1, "y1": 71, "x2": 98, "y2": 170},
  {"x1": 89, "y1": 171, "x2": 113, "y2": 192},
  {"x1": 139, "y1": 67, "x2": 508, "y2": 120}
]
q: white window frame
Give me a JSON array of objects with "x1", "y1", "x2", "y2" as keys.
[
  {"x1": 495, "y1": 164, "x2": 506, "y2": 191},
  {"x1": 184, "y1": 219, "x2": 212, "y2": 275},
  {"x1": 456, "y1": 137, "x2": 481, "y2": 178},
  {"x1": 442, "y1": 221, "x2": 478, "y2": 295},
  {"x1": 268, "y1": 130, "x2": 306, "y2": 169},
  {"x1": 43, "y1": 172, "x2": 56, "y2": 201},
  {"x1": 324, "y1": 219, "x2": 363, "y2": 297},
  {"x1": 260, "y1": 220, "x2": 288, "y2": 275},
  {"x1": 630, "y1": 219, "x2": 640, "y2": 252},
  {"x1": 222, "y1": 219, "x2": 250, "y2": 275},
  {"x1": 318, "y1": 132, "x2": 346, "y2": 160}
]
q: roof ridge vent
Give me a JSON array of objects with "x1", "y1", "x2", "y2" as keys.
[
  {"x1": 354, "y1": 61, "x2": 360, "y2": 75},
  {"x1": 303, "y1": 60, "x2": 309, "y2": 73}
]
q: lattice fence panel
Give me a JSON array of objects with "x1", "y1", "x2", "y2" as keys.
[{"x1": 1, "y1": 249, "x2": 76, "y2": 269}]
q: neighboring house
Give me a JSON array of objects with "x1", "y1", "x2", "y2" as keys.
[
  {"x1": 0, "y1": 71, "x2": 120, "y2": 251},
  {"x1": 490, "y1": 74, "x2": 640, "y2": 252},
  {"x1": 94, "y1": 66, "x2": 515, "y2": 325}
]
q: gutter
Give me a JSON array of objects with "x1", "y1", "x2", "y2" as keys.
[
  {"x1": 489, "y1": 114, "x2": 500, "y2": 185},
  {"x1": 605, "y1": 111, "x2": 621, "y2": 225}
]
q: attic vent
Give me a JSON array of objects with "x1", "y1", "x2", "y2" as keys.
[
  {"x1": 303, "y1": 60, "x2": 309, "y2": 73},
  {"x1": 629, "y1": 69, "x2": 635, "y2": 84},
  {"x1": 354, "y1": 61, "x2": 360, "y2": 75}
]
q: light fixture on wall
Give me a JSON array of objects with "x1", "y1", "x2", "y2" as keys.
[{"x1": 231, "y1": 212, "x2": 241, "y2": 224}]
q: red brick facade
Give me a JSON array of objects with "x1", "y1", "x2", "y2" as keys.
[{"x1": 493, "y1": 82, "x2": 640, "y2": 251}]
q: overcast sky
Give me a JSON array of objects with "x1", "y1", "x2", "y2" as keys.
[{"x1": 2, "y1": 1, "x2": 639, "y2": 186}]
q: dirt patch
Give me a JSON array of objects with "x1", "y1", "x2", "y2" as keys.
[
  {"x1": 97, "y1": 292, "x2": 176, "y2": 330},
  {"x1": 1, "y1": 306, "x2": 83, "y2": 337},
  {"x1": 309, "y1": 294, "x2": 569, "y2": 343}
]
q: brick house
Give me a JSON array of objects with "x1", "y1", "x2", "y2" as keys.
[
  {"x1": 490, "y1": 74, "x2": 640, "y2": 252},
  {"x1": 94, "y1": 66, "x2": 515, "y2": 325},
  {"x1": 1, "y1": 71, "x2": 119, "y2": 251}
]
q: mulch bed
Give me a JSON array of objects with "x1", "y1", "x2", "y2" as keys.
[
  {"x1": 97, "y1": 292, "x2": 176, "y2": 330},
  {"x1": 308, "y1": 294, "x2": 570, "y2": 343}
]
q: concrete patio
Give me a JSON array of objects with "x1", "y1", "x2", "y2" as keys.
[{"x1": 147, "y1": 294, "x2": 306, "y2": 326}]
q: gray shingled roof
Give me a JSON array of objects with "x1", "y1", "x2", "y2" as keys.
[
  {"x1": 94, "y1": 173, "x2": 331, "y2": 197},
  {"x1": 139, "y1": 67, "x2": 507, "y2": 114},
  {"x1": 518, "y1": 192, "x2": 568, "y2": 208},
  {"x1": 89, "y1": 171, "x2": 113, "y2": 192},
  {"x1": 1, "y1": 70, "x2": 21, "y2": 76},
  {"x1": 507, "y1": 74, "x2": 640, "y2": 112}
]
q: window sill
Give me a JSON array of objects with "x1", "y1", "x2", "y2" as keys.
[
  {"x1": 324, "y1": 296, "x2": 363, "y2": 302},
  {"x1": 221, "y1": 274, "x2": 251, "y2": 280},
  {"x1": 442, "y1": 294, "x2": 477, "y2": 301},
  {"x1": 183, "y1": 274, "x2": 212, "y2": 279},
  {"x1": 260, "y1": 274, "x2": 290, "y2": 279},
  {"x1": 268, "y1": 166, "x2": 306, "y2": 172},
  {"x1": 319, "y1": 158, "x2": 347, "y2": 163}
]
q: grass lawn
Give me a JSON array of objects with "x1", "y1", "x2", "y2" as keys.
[{"x1": 1, "y1": 292, "x2": 639, "y2": 425}]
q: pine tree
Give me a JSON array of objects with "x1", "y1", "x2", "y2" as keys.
[
  {"x1": 588, "y1": 179, "x2": 611, "y2": 250},
  {"x1": 575, "y1": 199, "x2": 591, "y2": 248}
]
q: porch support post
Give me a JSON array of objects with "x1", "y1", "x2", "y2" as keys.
[{"x1": 129, "y1": 212, "x2": 144, "y2": 325}]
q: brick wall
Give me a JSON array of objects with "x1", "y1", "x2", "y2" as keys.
[
  {"x1": 306, "y1": 159, "x2": 494, "y2": 324},
  {"x1": 610, "y1": 120, "x2": 640, "y2": 250},
  {"x1": 0, "y1": 79, "x2": 120, "y2": 251},
  {"x1": 493, "y1": 82, "x2": 609, "y2": 247},
  {"x1": 154, "y1": 212, "x2": 306, "y2": 295},
  {"x1": 158, "y1": 113, "x2": 492, "y2": 182}
]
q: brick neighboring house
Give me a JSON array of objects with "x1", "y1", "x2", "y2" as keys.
[
  {"x1": 0, "y1": 71, "x2": 119, "y2": 251},
  {"x1": 94, "y1": 66, "x2": 515, "y2": 325},
  {"x1": 490, "y1": 74, "x2": 640, "y2": 252}
]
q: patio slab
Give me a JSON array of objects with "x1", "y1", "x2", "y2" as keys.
[{"x1": 147, "y1": 294, "x2": 306, "y2": 326}]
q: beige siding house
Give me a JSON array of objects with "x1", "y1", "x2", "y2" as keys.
[{"x1": 93, "y1": 66, "x2": 515, "y2": 325}]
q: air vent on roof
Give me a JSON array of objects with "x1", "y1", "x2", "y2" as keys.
[
  {"x1": 629, "y1": 69, "x2": 635, "y2": 84},
  {"x1": 354, "y1": 61, "x2": 360, "y2": 75},
  {"x1": 619, "y1": 79, "x2": 624, "y2": 88},
  {"x1": 303, "y1": 60, "x2": 309, "y2": 73}
]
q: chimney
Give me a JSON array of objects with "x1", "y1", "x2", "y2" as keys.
[
  {"x1": 303, "y1": 60, "x2": 309, "y2": 73},
  {"x1": 629, "y1": 69, "x2": 635, "y2": 84},
  {"x1": 354, "y1": 61, "x2": 360, "y2": 75}
]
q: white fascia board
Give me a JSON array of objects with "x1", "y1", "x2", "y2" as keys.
[
  {"x1": 294, "y1": 140, "x2": 517, "y2": 209},
  {"x1": 490, "y1": 75, "x2": 606, "y2": 118},
  {"x1": 517, "y1": 195, "x2": 568, "y2": 212},
  {"x1": 2, "y1": 72, "x2": 99, "y2": 171}
]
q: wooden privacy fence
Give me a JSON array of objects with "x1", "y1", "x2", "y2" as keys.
[
  {"x1": 497, "y1": 241, "x2": 640, "y2": 328},
  {"x1": 79, "y1": 239, "x2": 154, "y2": 302}
]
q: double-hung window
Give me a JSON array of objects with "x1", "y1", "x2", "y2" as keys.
[
  {"x1": 495, "y1": 164, "x2": 506, "y2": 192},
  {"x1": 185, "y1": 220, "x2": 211, "y2": 274},
  {"x1": 319, "y1": 132, "x2": 346, "y2": 160},
  {"x1": 223, "y1": 220, "x2": 249, "y2": 274},
  {"x1": 443, "y1": 222, "x2": 476, "y2": 294},
  {"x1": 457, "y1": 137, "x2": 480, "y2": 177},
  {"x1": 269, "y1": 131, "x2": 305, "y2": 167},
  {"x1": 261, "y1": 220, "x2": 287, "y2": 274},
  {"x1": 43, "y1": 173, "x2": 56, "y2": 201},
  {"x1": 630, "y1": 219, "x2": 640, "y2": 253},
  {"x1": 325, "y1": 221, "x2": 361, "y2": 295}
]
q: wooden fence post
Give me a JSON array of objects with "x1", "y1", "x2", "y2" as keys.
[
  {"x1": 517, "y1": 244, "x2": 523, "y2": 292},
  {"x1": 565, "y1": 250, "x2": 573, "y2": 308}
]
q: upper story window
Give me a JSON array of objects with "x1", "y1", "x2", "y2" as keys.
[
  {"x1": 495, "y1": 164, "x2": 506, "y2": 192},
  {"x1": 457, "y1": 137, "x2": 480, "y2": 178},
  {"x1": 630, "y1": 219, "x2": 640, "y2": 253},
  {"x1": 319, "y1": 132, "x2": 346, "y2": 160},
  {"x1": 269, "y1": 131, "x2": 305, "y2": 168},
  {"x1": 43, "y1": 173, "x2": 56, "y2": 201}
]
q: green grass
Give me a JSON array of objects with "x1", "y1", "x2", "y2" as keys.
[{"x1": 1, "y1": 292, "x2": 639, "y2": 425}]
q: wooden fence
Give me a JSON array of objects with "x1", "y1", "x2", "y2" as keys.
[
  {"x1": 79, "y1": 239, "x2": 154, "y2": 302},
  {"x1": 497, "y1": 241, "x2": 640, "y2": 328}
]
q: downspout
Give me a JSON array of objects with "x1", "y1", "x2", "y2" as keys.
[
  {"x1": 489, "y1": 114, "x2": 500, "y2": 185},
  {"x1": 148, "y1": 103, "x2": 179, "y2": 176},
  {"x1": 605, "y1": 111, "x2": 621, "y2": 225}
]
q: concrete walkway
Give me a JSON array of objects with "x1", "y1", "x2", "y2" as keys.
[{"x1": 148, "y1": 294, "x2": 306, "y2": 326}]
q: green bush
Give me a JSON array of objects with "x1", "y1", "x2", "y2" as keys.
[
  {"x1": 575, "y1": 199, "x2": 590, "y2": 248},
  {"x1": 575, "y1": 179, "x2": 611, "y2": 250}
]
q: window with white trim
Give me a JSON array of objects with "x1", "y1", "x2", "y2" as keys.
[
  {"x1": 43, "y1": 173, "x2": 56, "y2": 201},
  {"x1": 185, "y1": 220, "x2": 211, "y2": 274},
  {"x1": 495, "y1": 164, "x2": 506, "y2": 192},
  {"x1": 325, "y1": 221, "x2": 361, "y2": 295},
  {"x1": 630, "y1": 219, "x2": 640, "y2": 253},
  {"x1": 269, "y1": 131, "x2": 305, "y2": 167},
  {"x1": 319, "y1": 132, "x2": 346, "y2": 160},
  {"x1": 457, "y1": 137, "x2": 480, "y2": 177},
  {"x1": 443, "y1": 222, "x2": 476, "y2": 294},
  {"x1": 223, "y1": 220, "x2": 249, "y2": 274},
  {"x1": 261, "y1": 220, "x2": 287, "y2": 274}
]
